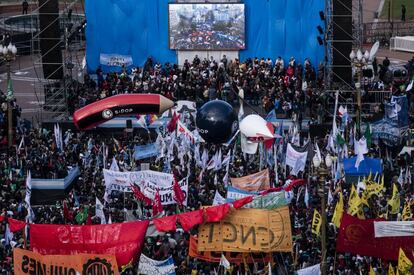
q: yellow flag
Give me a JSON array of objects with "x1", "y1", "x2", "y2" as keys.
[
  {"x1": 348, "y1": 185, "x2": 365, "y2": 219},
  {"x1": 389, "y1": 263, "x2": 396, "y2": 275},
  {"x1": 398, "y1": 248, "x2": 413, "y2": 274},
  {"x1": 369, "y1": 265, "x2": 375, "y2": 275},
  {"x1": 332, "y1": 192, "x2": 344, "y2": 227},
  {"x1": 388, "y1": 184, "x2": 401, "y2": 215},
  {"x1": 402, "y1": 202, "x2": 412, "y2": 221},
  {"x1": 311, "y1": 209, "x2": 322, "y2": 236}
]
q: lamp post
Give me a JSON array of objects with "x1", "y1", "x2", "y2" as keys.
[
  {"x1": 0, "y1": 43, "x2": 17, "y2": 147},
  {"x1": 349, "y1": 49, "x2": 371, "y2": 137},
  {"x1": 313, "y1": 153, "x2": 331, "y2": 275}
]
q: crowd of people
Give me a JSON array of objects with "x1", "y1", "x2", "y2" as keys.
[{"x1": 0, "y1": 54, "x2": 413, "y2": 274}]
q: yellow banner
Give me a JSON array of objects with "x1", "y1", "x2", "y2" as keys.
[
  {"x1": 198, "y1": 207, "x2": 292, "y2": 253},
  {"x1": 13, "y1": 248, "x2": 119, "y2": 275},
  {"x1": 311, "y1": 209, "x2": 322, "y2": 236},
  {"x1": 230, "y1": 169, "x2": 270, "y2": 192}
]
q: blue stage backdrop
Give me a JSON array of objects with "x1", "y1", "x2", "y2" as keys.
[{"x1": 85, "y1": 0, "x2": 325, "y2": 73}]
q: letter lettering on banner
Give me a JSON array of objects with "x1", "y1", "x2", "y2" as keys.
[
  {"x1": 198, "y1": 207, "x2": 292, "y2": 253},
  {"x1": 189, "y1": 236, "x2": 273, "y2": 264},
  {"x1": 13, "y1": 248, "x2": 119, "y2": 274},
  {"x1": 30, "y1": 220, "x2": 149, "y2": 266},
  {"x1": 230, "y1": 169, "x2": 270, "y2": 192},
  {"x1": 103, "y1": 169, "x2": 188, "y2": 206}
]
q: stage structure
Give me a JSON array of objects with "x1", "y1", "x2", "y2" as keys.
[{"x1": 0, "y1": 0, "x2": 85, "y2": 121}]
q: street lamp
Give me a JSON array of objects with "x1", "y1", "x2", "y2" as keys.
[
  {"x1": 313, "y1": 154, "x2": 330, "y2": 275},
  {"x1": 349, "y1": 41, "x2": 379, "y2": 137},
  {"x1": 0, "y1": 42, "x2": 17, "y2": 147}
]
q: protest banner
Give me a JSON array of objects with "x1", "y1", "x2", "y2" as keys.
[
  {"x1": 230, "y1": 169, "x2": 270, "y2": 192},
  {"x1": 198, "y1": 207, "x2": 292, "y2": 253},
  {"x1": 134, "y1": 143, "x2": 158, "y2": 160},
  {"x1": 226, "y1": 186, "x2": 258, "y2": 203},
  {"x1": 13, "y1": 248, "x2": 119, "y2": 275},
  {"x1": 30, "y1": 220, "x2": 149, "y2": 266},
  {"x1": 336, "y1": 213, "x2": 414, "y2": 260},
  {"x1": 189, "y1": 236, "x2": 272, "y2": 264},
  {"x1": 137, "y1": 254, "x2": 175, "y2": 275},
  {"x1": 103, "y1": 169, "x2": 188, "y2": 205}
]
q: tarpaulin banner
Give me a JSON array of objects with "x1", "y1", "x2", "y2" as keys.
[
  {"x1": 230, "y1": 169, "x2": 270, "y2": 192},
  {"x1": 30, "y1": 220, "x2": 149, "y2": 266},
  {"x1": 13, "y1": 248, "x2": 119, "y2": 275},
  {"x1": 134, "y1": 143, "x2": 158, "y2": 160},
  {"x1": 137, "y1": 254, "x2": 175, "y2": 275},
  {"x1": 336, "y1": 213, "x2": 414, "y2": 260},
  {"x1": 189, "y1": 236, "x2": 272, "y2": 264},
  {"x1": 103, "y1": 169, "x2": 188, "y2": 205},
  {"x1": 198, "y1": 207, "x2": 292, "y2": 253},
  {"x1": 99, "y1": 53, "x2": 133, "y2": 67}
]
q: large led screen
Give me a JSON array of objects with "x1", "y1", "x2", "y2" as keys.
[{"x1": 169, "y1": 3, "x2": 245, "y2": 50}]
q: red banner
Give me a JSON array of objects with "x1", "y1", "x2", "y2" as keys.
[
  {"x1": 30, "y1": 220, "x2": 149, "y2": 266},
  {"x1": 336, "y1": 213, "x2": 414, "y2": 260}
]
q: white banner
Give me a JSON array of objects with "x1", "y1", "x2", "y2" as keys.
[
  {"x1": 285, "y1": 144, "x2": 308, "y2": 175},
  {"x1": 104, "y1": 169, "x2": 188, "y2": 206},
  {"x1": 374, "y1": 221, "x2": 414, "y2": 238},
  {"x1": 103, "y1": 169, "x2": 188, "y2": 206},
  {"x1": 99, "y1": 53, "x2": 133, "y2": 67},
  {"x1": 138, "y1": 254, "x2": 175, "y2": 275}
]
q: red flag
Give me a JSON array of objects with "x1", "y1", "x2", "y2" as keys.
[
  {"x1": 178, "y1": 209, "x2": 204, "y2": 231},
  {"x1": 8, "y1": 218, "x2": 26, "y2": 232},
  {"x1": 335, "y1": 213, "x2": 413, "y2": 261},
  {"x1": 63, "y1": 201, "x2": 73, "y2": 222},
  {"x1": 153, "y1": 215, "x2": 177, "y2": 232},
  {"x1": 30, "y1": 220, "x2": 149, "y2": 266},
  {"x1": 130, "y1": 184, "x2": 152, "y2": 206},
  {"x1": 152, "y1": 189, "x2": 163, "y2": 216},
  {"x1": 167, "y1": 111, "x2": 180, "y2": 133},
  {"x1": 0, "y1": 216, "x2": 5, "y2": 222},
  {"x1": 173, "y1": 176, "x2": 185, "y2": 206},
  {"x1": 205, "y1": 204, "x2": 230, "y2": 222},
  {"x1": 232, "y1": 196, "x2": 253, "y2": 209}
]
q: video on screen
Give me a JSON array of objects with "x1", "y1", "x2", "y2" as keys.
[{"x1": 169, "y1": 4, "x2": 245, "y2": 50}]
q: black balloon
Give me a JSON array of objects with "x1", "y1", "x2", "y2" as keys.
[{"x1": 196, "y1": 100, "x2": 237, "y2": 144}]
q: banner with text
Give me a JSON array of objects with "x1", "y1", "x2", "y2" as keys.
[
  {"x1": 99, "y1": 53, "x2": 133, "y2": 67},
  {"x1": 103, "y1": 169, "x2": 188, "y2": 205},
  {"x1": 230, "y1": 169, "x2": 270, "y2": 192},
  {"x1": 198, "y1": 207, "x2": 292, "y2": 253},
  {"x1": 30, "y1": 220, "x2": 149, "y2": 266},
  {"x1": 13, "y1": 248, "x2": 119, "y2": 275}
]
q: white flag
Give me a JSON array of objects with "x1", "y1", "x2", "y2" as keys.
[
  {"x1": 213, "y1": 191, "x2": 226, "y2": 205},
  {"x1": 95, "y1": 197, "x2": 106, "y2": 224},
  {"x1": 110, "y1": 157, "x2": 120, "y2": 171},
  {"x1": 24, "y1": 171, "x2": 32, "y2": 207},
  {"x1": 219, "y1": 254, "x2": 230, "y2": 269},
  {"x1": 297, "y1": 263, "x2": 321, "y2": 275}
]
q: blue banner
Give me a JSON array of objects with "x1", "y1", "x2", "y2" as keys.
[{"x1": 134, "y1": 143, "x2": 158, "y2": 160}]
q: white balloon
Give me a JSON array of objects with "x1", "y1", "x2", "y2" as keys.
[{"x1": 239, "y1": 114, "x2": 274, "y2": 142}]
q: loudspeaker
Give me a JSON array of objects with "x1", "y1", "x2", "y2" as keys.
[
  {"x1": 332, "y1": 0, "x2": 352, "y2": 85},
  {"x1": 126, "y1": 119, "x2": 132, "y2": 129},
  {"x1": 38, "y1": 0, "x2": 63, "y2": 80}
]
